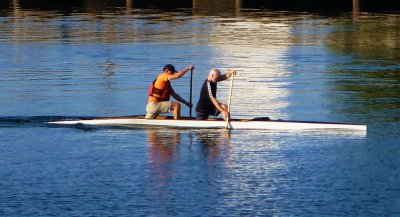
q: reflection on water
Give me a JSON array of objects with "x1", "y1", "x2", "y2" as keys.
[
  {"x1": 1, "y1": 4, "x2": 400, "y2": 216},
  {"x1": 1, "y1": 6, "x2": 399, "y2": 127},
  {"x1": 193, "y1": 0, "x2": 241, "y2": 16},
  {"x1": 195, "y1": 129, "x2": 232, "y2": 163},
  {"x1": 146, "y1": 128, "x2": 231, "y2": 173},
  {"x1": 1, "y1": 0, "x2": 399, "y2": 177},
  {"x1": 147, "y1": 129, "x2": 180, "y2": 175},
  {"x1": 4, "y1": 0, "x2": 400, "y2": 12},
  {"x1": 145, "y1": 128, "x2": 232, "y2": 188},
  {"x1": 0, "y1": 1, "x2": 400, "y2": 216},
  {"x1": 206, "y1": 19, "x2": 293, "y2": 119},
  {"x1": 324, "y1": 14, "x2": 400, "y2": 125},
  {"x1": 327, "y1": 14, "x2": 400, "y2": 61},
  {"x1": 144, "y1": 128, "x2": 233, "y2": 215}
]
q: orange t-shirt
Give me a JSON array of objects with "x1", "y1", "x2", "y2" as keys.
[{"x1": 148, "y1": 72, "x2": 169, "y2": 103}]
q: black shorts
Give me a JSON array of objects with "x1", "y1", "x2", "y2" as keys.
[{"x1": 195, "y1": 108, "x2": 220, "y2": 120}]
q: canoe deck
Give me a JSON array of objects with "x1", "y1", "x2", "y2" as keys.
[{"x1": 48, "y1": 115, "x2": 367, "y2": 131}]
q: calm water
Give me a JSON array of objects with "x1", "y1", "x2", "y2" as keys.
[{"x1": 1, "y1": 5, "x2": 400, "y2": 216}]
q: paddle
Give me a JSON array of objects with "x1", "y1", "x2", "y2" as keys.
[
  {"x1": 189, "y1": 68, "x2": 193, "y2": 118},
  {"x1": 225, "y1": 72, "x2": 235, "y2": 129}
]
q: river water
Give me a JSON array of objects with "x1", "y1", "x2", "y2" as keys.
[{"x1": 1, "y1": 5, "x2": 400, "y2": 216}]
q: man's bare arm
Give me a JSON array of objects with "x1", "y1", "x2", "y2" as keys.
[
  {"x1": 218, "y1": 69, "x2": 236, "y2": 81},
  {"x1": 168, "y1": 65, "x2": 194, "y2": 81},
  {"x1": 171, "y1": 89, "x2": 192, "y2": 107}
]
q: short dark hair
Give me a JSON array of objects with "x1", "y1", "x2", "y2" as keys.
[{"x1": 163, "y1": 64, "x2": 177, "y2": 73}]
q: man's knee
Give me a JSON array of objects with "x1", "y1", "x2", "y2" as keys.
[
  {"x1": 145, "y1": 113, "x2": 157, "y2": 119},
  {"x1": 171, "y1": 102, "x2": 180, "y2": 110}
]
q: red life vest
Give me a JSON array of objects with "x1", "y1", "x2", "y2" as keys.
[{"x1": 148, "y1": 78, "x2": 172, "y2": 101}]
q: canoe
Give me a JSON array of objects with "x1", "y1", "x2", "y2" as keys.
[{"x1": 48, "y1": 115, "x2": 367, "y2": 131}]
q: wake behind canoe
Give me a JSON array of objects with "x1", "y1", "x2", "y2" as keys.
[{"x1": 48, "y1": 115, "x2": 367, "y2": 131}]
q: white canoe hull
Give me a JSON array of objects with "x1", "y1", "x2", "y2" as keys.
[{"x1": 49, "y1": 116, "x2": 367, "y2": 131}]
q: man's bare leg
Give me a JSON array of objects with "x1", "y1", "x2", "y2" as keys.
[{"x1": 171, "y1": 102, "x2": 181, "y2": 120}]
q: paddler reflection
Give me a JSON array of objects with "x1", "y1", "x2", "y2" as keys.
[
  {"x1": 196, "y1": 130, "x2": 232, "y2": 163},
  {"x1": 146, "y1": 129, "x2": 231, "y2": 174},
  {"x1": 147, "y1": 129, "x2": 180, "y2": 165},
  {"x1": 145, "y1": 129, "x2": 231, "y2": 212}
]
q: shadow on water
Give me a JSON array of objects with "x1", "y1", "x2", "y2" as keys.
[
  {"x1": 0, "y1": 116, "x2": 100, "y2": 130},
  {"x1": 0, "y1": 116, "x2": 66, "y2": 127}
]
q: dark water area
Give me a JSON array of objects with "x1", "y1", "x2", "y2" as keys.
[
  {"x1": 1, "y1": 0, "x2": 400, "y2": 12},
  {"x1": 1, "y1": 2, "x2": 400, "y2": 216}
]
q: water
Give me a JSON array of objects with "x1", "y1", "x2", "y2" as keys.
[{"x1": 1, "y1": 5, "x2": 400, "y2": 216}]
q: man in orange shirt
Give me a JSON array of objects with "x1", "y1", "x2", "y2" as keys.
[{"x1": 146, "y1": 64, "x2": 194, "y2": 120}]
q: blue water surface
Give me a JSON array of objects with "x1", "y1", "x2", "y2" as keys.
[{"x1": 1, "y1": 6, "x2": 400, "y2": 216}]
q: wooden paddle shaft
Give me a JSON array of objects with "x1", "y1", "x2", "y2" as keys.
[
  {"x1": 226, "y1": 73, "x2": 235, "y2": 129},
  {"x1": 227, "y1": 73, "x2": 234, "y2": 112}
]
